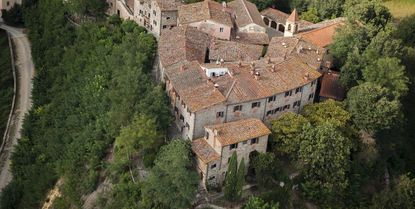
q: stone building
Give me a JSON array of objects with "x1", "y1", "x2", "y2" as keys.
[
  {"x1": 112, "y1": 0, "x2": 182, "y2": 38},
  {"x1": 178, "y1": 0, "x2": 235, "y2": 40},
  {"x1": 0, "y1": 0, "x2": 20, "y2": 11},
  {"x1": 162, "y1": 55, "x2": 320, "y2": 140},
  {"x1": 191, "y1": 118, "x2": 270, "y2": 186},
  {"x1": 228, "y1": 0, "x2": 267, "y2": 33},
  {"x1": 134, "y1": 0, "x2": 183, "y2": 38}
]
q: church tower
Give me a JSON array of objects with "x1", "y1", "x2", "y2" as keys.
[{"x1": 284, "y1": 9, "x2": 299, "y2": 37}]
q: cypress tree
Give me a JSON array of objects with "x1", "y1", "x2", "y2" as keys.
[
  {"x1": 224, "y1": 152, "x2": 238, "y2": 201},
  {"x1": 236, "y1": 158, "x2": 245, "y2": 200}
]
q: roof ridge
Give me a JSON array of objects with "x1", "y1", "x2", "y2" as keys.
[{"x1": 240, "y1": 0, "x2": 254, "y2": 24}]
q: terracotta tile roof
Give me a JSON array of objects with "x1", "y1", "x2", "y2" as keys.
[
  {"x1": 299, "y1": 20, "x2": 345, "y2": 48},
  {"x1": 165, "y1": 56, "x2": 321, "y2": 112},
  {"x1": 165, "y1": 61, "x2": 227, "y2": 112},
  {"x1": 299, "y1": 17, "x2": 346, "y2": 33},
  {"x1": 320, "y1": 71, "x2": 346, "y2": 101},
  {"x1": 233, "y1": 32, "x2": 269, "y2": 45},
  {"x1": 154, "y1": 0, "x2": 183, "y2": 11},
  {"x1": 192, "y1": 138, "x2": 220, "y2": 163},
  {"x1": 201, "y1": 56, "x2": 321, "y2": 104},
  {"x1": 266, "y1": 36, "x2": 324, "y2": 70},
  {"x1": 206, "y1": 118, "x2": 271, "y2": 146},
  {"x1": 287, "y1": 9, "x2": 299, "y2": 22},
  {"x1": 159, "y1": 26, "x2": 211, "y2": 68},
  {"x1": 261, "y1": 8, "x2": 289, "y2": 23},
  {"x1": 209, "y1": 40, "x2": 263, "y2": 62},
  {"x1": 228, "y1": 0, "x2": 266, "y2": 28},
  {"x1": 178, "y1": 0, "x2": 234, "y2": 27}
]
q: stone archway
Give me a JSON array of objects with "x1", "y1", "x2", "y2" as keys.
[
  {"x1": 270, "y1": 21, "x2": 277, "y2": 29},
  {"x1": 263, "y1": 17, "x2": 270, "y2": 27},
  {"x1": 278, "y1": 24, "x2": 285, "y2": 32}
]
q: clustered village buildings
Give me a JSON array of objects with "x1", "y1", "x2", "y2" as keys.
[{"x1": 115, "y1": 0, "x2": 346, "y2": 188}]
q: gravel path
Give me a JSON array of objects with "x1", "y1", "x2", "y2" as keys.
[{"x1": 0, "y1": 24, "x2": 34, "y2": 191}]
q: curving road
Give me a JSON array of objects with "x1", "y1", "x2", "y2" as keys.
[{"x1": 0, "y1": 24, "x2": 34, "y2": 191}]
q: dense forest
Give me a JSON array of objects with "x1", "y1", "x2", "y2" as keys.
[
  {"x1": 1, "y1": 0, "x2": 415, "y2": 209},
  {"x1": 0, "y1": 29, "x2": 14, "y2": 140}
]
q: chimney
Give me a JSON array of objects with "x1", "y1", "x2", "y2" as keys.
[
  {"x1": 271, "y1": 64, "x2": 276, "y2": 72},
  {"x1": 229, "y1": 69, "x2": 234, "y2": 77},
  {"x1": 304, "y1": 72, "x2": 310, "y2": 80},
  {"x1": 180, "y1": 64, "x2": 185, "y2": 71},
  {"x1": 266, "y1": 57, "x2": 270, "y2": 64},
  {"x1": 214, "y1": 83, "x2": 220, "y2": 90},
  {"x1": 222, "y1": 1, "x2": 227, "y2": 11},
  {"x1": 254, "y1": 72, "x2": 260, "y2": 80},
  {"x1": 220, "y1": 58, "x2": 224, "y2": 66},
  {"x1": 238, "y1": 60, "x2": 242, "y2": 67},
  {"x1": 214, "y1": 129, "x2": 219, "y2": 136}
]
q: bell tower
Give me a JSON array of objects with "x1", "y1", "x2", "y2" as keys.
[{"x1": 284, "y1": 9, "x2": 299, "y2": 37}]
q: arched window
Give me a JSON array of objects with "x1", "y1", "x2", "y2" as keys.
[
  {"x1": 287, "y1": 24, "x2": 291, "y2": 31},
  {"x1": 263, "y1": 17, "x2": 270, "y2": 26}
]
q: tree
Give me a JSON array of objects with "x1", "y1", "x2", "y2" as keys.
[
  {"x1": 364, "y1": 25, "x2": 404, "y2": 60},
  {"x1": 250, "y1": 0, "x2": 274, "y2": 11},
  {"x1": 300, "y1": 7, "x2": 320, "y2": 23},
  {"x1": 270, "y1": 112, "x2": 309, "y2": 156},
  {"x1": 141, "y1": 140, "x2": 198, "y2": 209},
  {"x1": 1, "y1": 4, "x2": 24, "y2": 26},
  {"x1": 251, "y1": 153, "x2": 277, "y2": 188},
  {"x1": 395, "y1": 14, "x2": 415, "y2": 47},
  {"x1": 244, "y1": 196, "x2": 280, "y2": 209},
  {"x1": 224, "y1": 152, "x2": 239, "y2": 202},
  {"x1": 298, "y1": 123, "x2": 353, "y2": 205},
  {"x1": 344, "y1": 0, "x2": 391, "y2": 36},
  {"x1": 330, "y1": 23, "x2": 371, "y2": 67},
  {"x1": 339, "y1": 48, "x2": 366, "y2": 89},
  {"x1": 311, "y1": 0, "x2": 345, "y2": 19},
  {"x1": 301, "y1": 99, "x2": 350, "y2": 128},
  {"x1": 236, "y1": 158, "x2": 246, "y2": 200},
  {"x1": 113, "y1": 114, "x2": 163, "y2": 170},
  {"x1": 370, "y1": 174, "x2": 415, "y2": 209},
  {"x1": 363, "y1": 57, "x2": 409, "y2": 99},
  {"x1": 67, "y1": 0, "x2": 108, "y2": 17},
  {"x1": 346, "y1": 82, "x2": 401, "y2": 134}
]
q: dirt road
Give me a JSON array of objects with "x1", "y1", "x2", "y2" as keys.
[{"x1": 0, "y1": 24, "x2": 34, "y2": 191}]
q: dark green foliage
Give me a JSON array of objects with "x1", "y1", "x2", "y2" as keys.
[
  {"x1": 141, "y1": 140, "x2": 199, "y2": 209},
  {"x1": 67, "y1": 0, "x2": 108, "y2": 17},
  {"x1": 363, "y1": 57, "x2": 409, "y2": 99},
  {"x1": 251, "y1": 153, "x2": 277, "y2": 188},
  {"x1": 1, "y1": 4, "x2": 24, "y2": 26},
  {"x1": 346, "y1": 82, "x2": 401, "y2": 134},
  {"x1": 0, "y1": 29, "x2": 13, "y2": 138},
  {"x1": 236, "y1": 158, "x2": 245, "y2": 199},
  {"x1": 395, "y1": 14, "x2": 415, "y2": 46},
  {"x1": 311, "y1": 0, "x2": 345, "y2": 19},
  {"x1": 298, "y1": 123, "x2": 353, "y2": 206},
  {"x1": 300, "y1": 7, "x2": 320, "y2": 23},
  {"x1": 224, "y1": 152, "x2": 239, "y2": 202},
  {"x1": 339, "y1": 48, "x2": 365, "y2": 89},
  {"x1": 370, "y1": 174, "x2": 415, "y2": 209},
  {"x1": 270, "y1": 112, "x2": 309, "y2": 156},
  {"x1": 0, "y1": 1, "x2": 170, "y2": 208},
  {"x1": 243, "y1": 196, "x2": 279, "y2": 209}
]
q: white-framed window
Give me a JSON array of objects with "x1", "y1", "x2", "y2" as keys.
[
  {"x1": 251, "y1": 102, "x2": 261, "y2": 108},
  {"x1": 268, "y1": 95, "x2": 276, "y2": 102},
  {"x1": 216, "y1": 111, "x2": 224, "y2": 118},
  {"x1": 234, "y1": 105, "x2": 243, "y2": 112}
]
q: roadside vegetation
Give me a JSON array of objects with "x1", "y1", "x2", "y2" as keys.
[{"x1": 0, "y1": 29, "x2": 14, "y2": 143}]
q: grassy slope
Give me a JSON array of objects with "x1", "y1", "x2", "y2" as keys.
[
  {"x1": 384, "y1": 0, "x2": 415, "y2": 19},
  {"x1": 0, "y1": 29, "x2": 14, "y2": 141}
]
